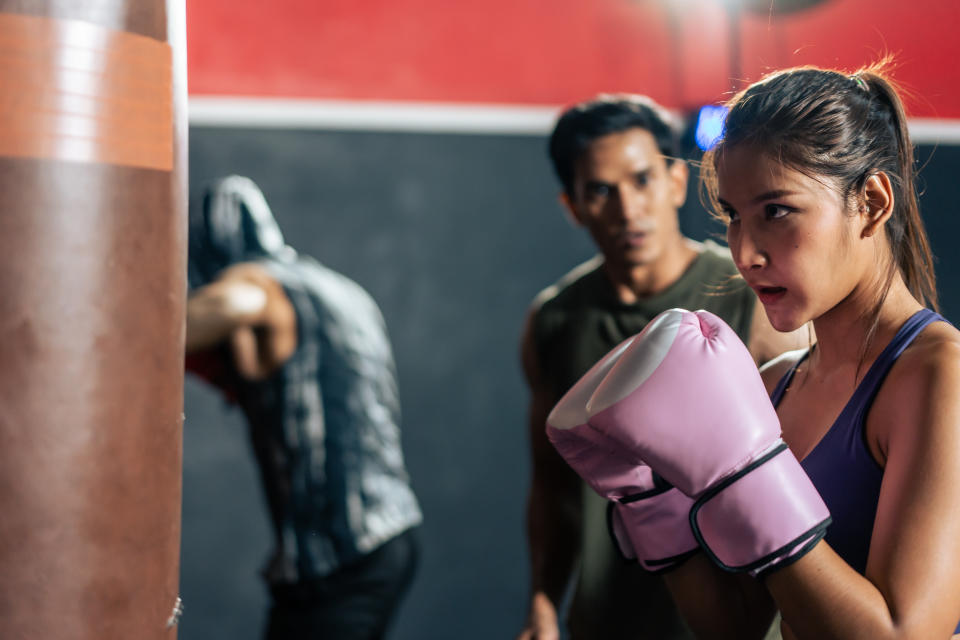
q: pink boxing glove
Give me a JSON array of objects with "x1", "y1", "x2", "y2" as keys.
[
  {"x1": 605, "y1": 474, "x2": 698, "y2": 572},
  {"x1": 586, "y1": 309, "x2": 830, "y2": 575},
  {"x1": 546, "y1": 337, "x2": 698, "y2": 572}
]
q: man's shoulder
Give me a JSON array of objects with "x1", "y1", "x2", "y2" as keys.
[
  {"x1": 676, "y1": 240, "x2": 756, "y2": 341},
  {"x1": 685, "y1": 240, "x2": 750, "y2": 298},
  {"x1": 696, "y1": 239, "x2": 740, "y2": 275},
  {"x1": 529, "y1": 255, "x2": 606, "y2": 317},
  {"x1": 524, "y1": 256, "x2": 607, "y2": 355},
  {"x1": 760, "y1": 348, "x2": 809, "y2": 395}
]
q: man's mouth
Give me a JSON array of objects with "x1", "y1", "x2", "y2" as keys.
[{"x1": 622, "y1": 230, "x2": 652, "y2": 247}]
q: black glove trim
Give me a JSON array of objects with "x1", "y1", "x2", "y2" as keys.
[{"x1": 688, "y1": 442, "x2": 832, "y2": 574}]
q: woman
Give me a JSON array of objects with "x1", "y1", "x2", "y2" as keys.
[
  {"x1": 674, "y1": 62, "x2": 960, "y2": 639},
  {"x1": 546, "y1": 60, "x2": 960, "y2": 640}
]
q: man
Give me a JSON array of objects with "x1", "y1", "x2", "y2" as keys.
[
  {"x1": 517, "y1": 95, "x2": 804, "y2": 639},
  {"x1": 185, "y1": 176, "x2": 422, "y2": 640}
]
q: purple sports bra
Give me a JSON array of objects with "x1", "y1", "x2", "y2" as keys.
[{"x1": 770, "y1": 309, "x2": 958, "y2": 633}]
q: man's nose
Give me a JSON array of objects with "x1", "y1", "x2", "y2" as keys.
[{"x1": 608, "y1": 183, "x2": 646, "y2": 221}]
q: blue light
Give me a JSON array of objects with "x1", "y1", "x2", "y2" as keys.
[{"x1": 695, "y1": 105, "x2": 729, "y2": 151}]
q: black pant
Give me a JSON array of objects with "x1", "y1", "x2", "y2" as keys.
[{"x1": 264, "y1": 528, "x2": 419, "y2": 640}]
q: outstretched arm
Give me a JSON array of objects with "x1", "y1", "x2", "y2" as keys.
[
  {"x1": 186, "y1": 278, "x2": 268, "y2": 352},
  {"x1": 186, "y1": 263, "x2": 297, "y2": 379}
]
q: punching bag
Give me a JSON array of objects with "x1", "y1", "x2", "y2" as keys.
[{"x1": 0, "y1": 2, "x2": 187, "y2": 638}]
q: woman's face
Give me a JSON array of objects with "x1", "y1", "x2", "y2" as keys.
[{"x1": 717, "y1": 144, "x2": 869, "y2": 332}]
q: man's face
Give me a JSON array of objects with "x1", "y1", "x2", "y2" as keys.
[{"x1": 564, "y1": 127, "x2": 688, "y2": 270}]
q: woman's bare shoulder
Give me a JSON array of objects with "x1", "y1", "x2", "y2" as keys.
[
  {"x1": 889, "y1": 320, "x2": 960, "y2": 385},
  {"x1": 873, "y1": 319, "x2": 960, "y2": 454}
]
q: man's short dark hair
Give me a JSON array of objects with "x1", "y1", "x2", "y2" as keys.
[{"x1": 548, "y1": 94, "x2": 681, "y2": 196}]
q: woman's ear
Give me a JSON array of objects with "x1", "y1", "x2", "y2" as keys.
[{"x1": 860, "y1": 172, "x2": 894, "y2": 238}]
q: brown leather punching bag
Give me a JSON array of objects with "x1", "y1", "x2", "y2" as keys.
[{"x1": 0, "y1": 2, "x2": 187, "y2": 638}]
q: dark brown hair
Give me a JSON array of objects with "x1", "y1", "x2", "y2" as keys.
[
  {"x1": 549, "y1": 94, "x2": 681, "y2": 196},
  {"x1": 701, "y1": 60, "x2": 938, "y2": 351}
]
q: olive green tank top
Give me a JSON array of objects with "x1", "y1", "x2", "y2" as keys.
[
  {"x1": 532, "y1": 240, "x2": 755, "y2": 400},
  {"x1": 530, "y1": 241, "x2": 762, "y2": 639}
]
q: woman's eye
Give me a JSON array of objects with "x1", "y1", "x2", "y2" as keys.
[
  {"x1": 722, "y1": 208, "x2": 739, "y2": 222},
  {"x1": 765, "y1": 204, "x2": 791, "y2": 219}
]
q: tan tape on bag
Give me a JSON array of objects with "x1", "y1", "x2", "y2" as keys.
[{"x1": 0, "y1": 13, "x2": 173, "y2": 170}]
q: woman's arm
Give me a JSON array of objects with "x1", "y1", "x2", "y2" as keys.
[
  {"x1": 653, "y1": 349, "x2": 807, "y2": 639},
  {"x1": 766, "y1": 336, "x2": 960, "y2": 639},
  {"x1": 664, "y1": 554, "x2": 778, "y2": 640}
]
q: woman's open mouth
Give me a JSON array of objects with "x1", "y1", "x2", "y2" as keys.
[{"x1": 756, "y1": 286, "x2": 787, "y2": 305}]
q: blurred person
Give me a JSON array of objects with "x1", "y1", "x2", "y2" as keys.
[
  {"x1": 185, "y1": 175, "x2": 422, "y2": 640},
  {"x1": 517, "y1": 94, "x2": 805, "y2": 640}
]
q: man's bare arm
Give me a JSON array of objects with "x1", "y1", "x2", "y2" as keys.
[
  {"x1": 186, "y1": 279, "x2": 268, "y2": 353},
  {"x1": 517, "y1": 311, "x2": 582, "y2": 639},
  {"x1": 186, "y1": 263, "x2": 297, "y2": 379}
]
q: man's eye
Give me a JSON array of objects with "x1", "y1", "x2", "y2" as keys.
[
  {"x1": 587, "y1": 184, "x2": 610, "y2": 198},
  {"x1": 634, "y1": 172, "x2": 650, "y2": 188}
]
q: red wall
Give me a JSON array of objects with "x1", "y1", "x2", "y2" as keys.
[{"x1": 186, "y1": 0, "x2": 960, "y2": 118}]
